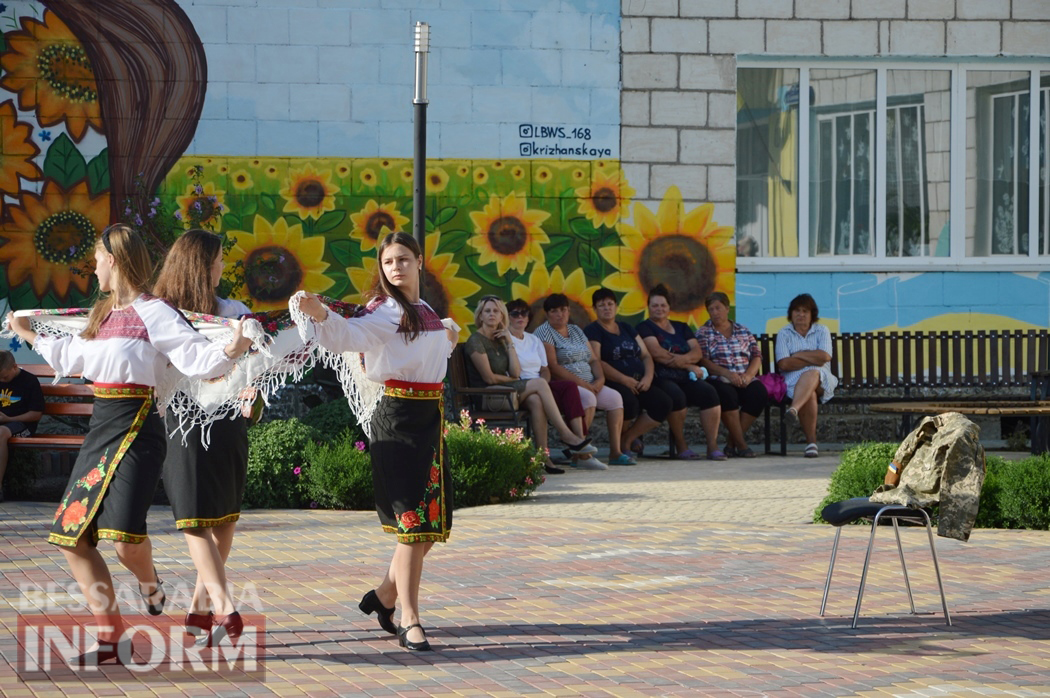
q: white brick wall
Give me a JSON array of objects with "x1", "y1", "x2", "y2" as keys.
[{"x1": 619, "y1": 0, "x2": 1048, "y2": 222}]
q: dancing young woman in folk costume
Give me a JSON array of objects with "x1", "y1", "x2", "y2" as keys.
[
  {"x1": 153, "y1": 229, "x2": 254, "y2": 646},
  {"x1": 5, "y1": 225, "x2": 253, "y2": 666},
  {"x1": 295, "y1": 231, "x2": 457, "y2": 652}
]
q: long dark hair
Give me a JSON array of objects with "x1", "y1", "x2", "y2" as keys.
[
  {"x1": 153, "y1": 229, "x2": 222, "y2": 314},
  {"x1": 373, "y1": 231, "x2": 424, "y2": 342}
]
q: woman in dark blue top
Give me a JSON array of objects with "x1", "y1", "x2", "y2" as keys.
[
  {"x1": 635, "y1": 285, "x2": 725, "y2": 460},
  {"x1": 586, "y1": 288, "x2": 710, "y2": 461}
]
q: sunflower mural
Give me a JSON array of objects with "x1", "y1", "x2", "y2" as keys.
[
  {"x1": 350, "y1": 199, "x2": 409, "y2": 253},
  {"x1": 600, "y1": 186, "x2": 734, "y2": 326},
  {"x1": 0, "y1": 101, "x2": 43, "y2": 197},
  {"x1": 0, "y1": 180, "x2": 109, "y2": 301},
  {"x1": 163, "y1": 156, "x2": 735, "y2": 337},
  {"x1": 468, "y1": 192, "x2": 550, "y2": 276},
  {"x1": 225, "y1": 217, "x2": 334, "y2": 312},
  {"x1": 280, "y1": 164, "x2": 337, "y2": 220},
  {"x1": 176, "y1": 181, "x2": 226, "y2": 230},
  {"x1": 0, "y1": 9, "x2": 103, "y2": 143}
]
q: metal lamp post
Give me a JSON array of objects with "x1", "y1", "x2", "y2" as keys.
[{"x1": 413, "y1": 21, "x2": 429, "y2": 258}]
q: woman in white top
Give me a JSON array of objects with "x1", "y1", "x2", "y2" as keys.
[
  {"x1": 775, "y1": 293, "x2": 838, "y2": 458},
  {"x1": 153, "y1": 229, "x2": 254, "y2": 646},
  {"x1": 7, "y1": 225, "x2": 252, "y2": 666},
  {"x1": 297, "y1": 232, "x2": 455, "y2": 652}
]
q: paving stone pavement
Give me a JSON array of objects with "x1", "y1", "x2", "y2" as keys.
[{"x1": 2, "y1": 452, "x2": 1049, "y2": 697}]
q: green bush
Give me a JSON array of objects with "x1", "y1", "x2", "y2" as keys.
[
  {"x1": 996, "y1": 454, "x2": 1050, "y2": 529},
  {"x1": 973, "y1": 455, "x2": 1007, "y2": 529},
  {"x1": 300, "y1": 398, "x2": 365, "y2": 445},
  {"x1": 243, "y1": 418, "x2": 320, "y2": 508},
  {"x1": 446, "y1": 411, "x2": 545, "y2": 508},
  {"x1": 813, "y1": 442, "x2": 896, "y2": 522},
  {"x1": 303, "y1": 431, "x2": 374, "y2": 509}
]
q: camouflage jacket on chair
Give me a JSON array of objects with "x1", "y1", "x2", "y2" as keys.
[{"x1": 869, "y1": 412, "x2": 985, "y2": 541}]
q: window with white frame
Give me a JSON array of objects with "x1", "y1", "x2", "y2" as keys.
[{"x1": 735, "y1": 62, "x2": 1050, "y2": 268}]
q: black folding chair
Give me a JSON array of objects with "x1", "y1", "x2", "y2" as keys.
[{"x1": 819, "y1": 497, "x2": 951, "y2": 628}]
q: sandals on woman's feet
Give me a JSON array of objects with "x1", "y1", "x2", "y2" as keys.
[{"x1": 804, "y1": 443, "x2": 819, "y2": 458}]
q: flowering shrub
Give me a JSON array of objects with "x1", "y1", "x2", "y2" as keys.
[
  {"x1": 303, "y1": 432, "x2": 374, "y2": 510},
  {"x1": 446, "y1": 410, "x2": 545, "y2": 507},
  {"x1": 243, "y1": 418, "x2": 320, "y2": 509}
]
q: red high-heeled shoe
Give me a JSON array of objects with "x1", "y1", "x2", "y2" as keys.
[
  {"x1": 208, "y1": 611, "x2": 243, "y2": 647},
  {"x1": 185, "y1": 611, "x2": 213, "y2": 638}
]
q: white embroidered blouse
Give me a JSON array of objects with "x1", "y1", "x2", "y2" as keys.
[
  {"x1": 311, "y1": 296, "x2": 454, "y2": 384},
  {"x1": 33, "y1": 295, "x2": 236, "y2": 385}
]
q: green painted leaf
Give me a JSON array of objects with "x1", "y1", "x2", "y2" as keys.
[
  {"x1": 327, "y1": 277, "x2": 350, "y2": 299},
  {"x1": 43, "y1": 133, "x2": 87, "y2": 188},
  {"x1": 260, "y1": 192, "x2": 278, "y2": 212},
  {"x1": 464, "y1": 255, "x2": 506, "y2": 287},
  {"x1": 222, "y1": 213, "x2": 241, "y2": 231},
  {"x1": 544, "y1": 235, "x2": 574, "y2": 267},
  {"x1": 86, "y1": 149, "x2": 109, "y2": 197},
  {"x1": 313, "y1": 210, "x2": 346, "y2": 234},
  {"x1": 578, "y1": 244, "x2": 604, "y2": 278},
  {"x1": 329, "y1": 239, "x2": 355, "y2": 267},
  {"x1": 434, "y1": 206, "x2": 458, "y2": 227},
  {"x1": 435, "y1": 229, "x2": 469, "y2": 255},
  {"x1": 238, "y1": 196, "x2": 258, "y2": 218},
  {"x1": 568, "y1": 216, "x2": 602, "y2": 242}
]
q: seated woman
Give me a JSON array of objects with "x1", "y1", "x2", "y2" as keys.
[
  {"x1": 534, "y1": 293, "x2": 633, "y2": 466},
  {"x1": 505, "y1": 299, "x2": 592, "y2": 469},
  {"x1": 695, "y1": 291, "x2": 767, "y2": 458},
  {"x1": 635, "y1": 284, "x2": 725, "y2": 460},
  {"x1": 584, "y1": 287, "x2": 682, "y2": 459},
  {"x1": 463, "y1": 296, "x2": 595, "y2": 474},
  {"x1": 775, "y1": 293, "x2": 838, "y2": 458}
]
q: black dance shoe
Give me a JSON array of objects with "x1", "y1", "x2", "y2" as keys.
[
  {"x1": 139, "y1": 567, "x2": 166, "y2": 616},
  {"x1": 75, "y1": 636, "x2": 133, "y2": 666},
  {"x1": 397, "y1": 623, "x2": 432, "y2": 652},
  {"x1": 359, "y1": 590, "x2": 397, "y2": 635},
  {"x1": 563, "y1": 436, "x2": 592, "y2": 454}
]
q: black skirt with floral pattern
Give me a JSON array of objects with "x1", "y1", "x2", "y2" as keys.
[
  {"x1": 49, "y1": 392, "x2": 166, "y2": 547},
  {"x1": 369, "y1": 391, "x2": 451, "y2": 544}
]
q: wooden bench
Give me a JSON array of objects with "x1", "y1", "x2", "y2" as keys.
[
  {"x1": 447, "y1": 345, "x2": 531, "y2": 437},
  {"x1": 756, "y1": 329, "x2": 1050, "y2": 455},
  {"x1": 7, "y1": 364, "x2": 92, "y2": 451}
]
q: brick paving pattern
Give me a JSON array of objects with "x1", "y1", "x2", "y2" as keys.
[{"x1": 1, "y1": 454, "x2": 1049, "y2": 696}]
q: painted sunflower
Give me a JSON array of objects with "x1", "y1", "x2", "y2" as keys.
[
  {"x1": 176, "y1": 182, "x2": 226, "y2": 229},
  {"x1": 346, "y1": 230, "x2": 480, "y2": 341},
  {"x1": 468, "y1": 192, "x2": 550, "y2": 276},
  {"x1": 350, "y1": 200, "x2": 409, "y2": 253},
  {"x1": 280, "y1": 164, "x2": 337, "y2": 220},
  {"x1": 0, "y1": 10, "x2": 102, "y2": 142},
  {"x1": 511, "y1": 265, "x2": 599, "y2": 331},
  {"x1": 0, "y1": 100, "x2": 42, "y2": 195},
  {"x1": 600, "y1": 186, "x2": 734, "y2": 326},
  {"x1": 576, "y1": 169, "x2": 635, "y2": 229},
  {"x1": 226, "y1": 217, "x2": 334, "y2": 311},
  {"x1": 230, "y1": 169, "x2": 254, "y2": 190},
  {"x1": 425, "y1": 168, "x2": 449, "y2": 194},
  {"x1": 0, "y1": 180, "x2": 108, "y2": 299}
]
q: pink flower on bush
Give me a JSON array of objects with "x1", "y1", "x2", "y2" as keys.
[
  {"x1": 476, "y1": 417, "x2": 486, "y2": 426},
  {"x1": 525, "y1": 477, "x2": 533, "y2": 485},
  {"x1": 509, "y1": 488, "x2": 518, "y2": 497},
  {"x1": 354, "y1": 441, "x2": 366, "y2": 451},
  {"x1": 293, "y1": 466, "x2": 302, "y2": 475}
]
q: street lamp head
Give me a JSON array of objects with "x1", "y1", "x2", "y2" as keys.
[{"x1": 414, "y1": 21, "x2": 430, "y2": 54}]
